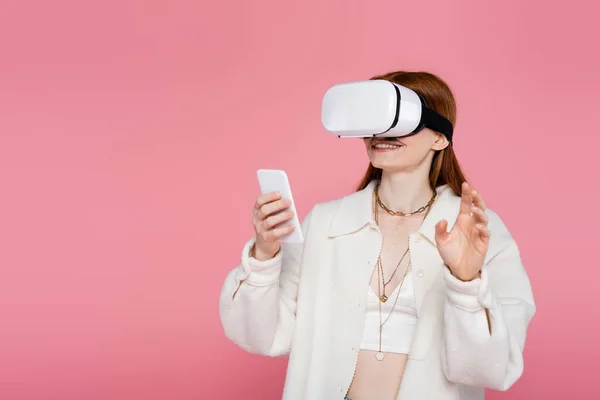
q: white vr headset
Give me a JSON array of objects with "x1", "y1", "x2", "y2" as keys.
[{"x1": 321, "y1": 79, "x2": 453, "y2": 140}]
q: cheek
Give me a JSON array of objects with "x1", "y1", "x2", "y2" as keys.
[
  {"x1": 390, "y1": 137, "x2": 435, "y2": 166},
  {"x1": 402, "y1": 135, "x2": 435, "y2": 155},
  {"x1": 405, "y1": 142, "x2": 434, "y2": 162},
  {"x1": 401, "y1": 134, "x2": 426, "y2": 147}
]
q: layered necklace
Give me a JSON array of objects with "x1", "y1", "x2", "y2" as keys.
[
  {"x1": 371, "y1": 184, "x2": 435, "y2": 361},
  {"x1": 373, "y1": 184, "x2": 436, "y2": 303}
]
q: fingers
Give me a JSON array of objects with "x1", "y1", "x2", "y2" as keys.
[
  {"x1": 262, "y1": 210, "x2": 295, "y2": 230},
  {"x1": 253, "y1": 191, "x2": 291, "y2": 220},
  {"x1": 468, "y1": 186, "x2": 489, "y2": 235},
  {"x1": 475, "y1": 223, "x2": 491, "y2": 248},
  {"x1": 471, "y1": 188, "x2": 487, "y2": 211},
  {"x1": 459, "y1": 182, "x2": 473, "y2": 215},
  {"x1": 252, "y1": 191, "x2": 295, "y2": 245},
  {"x1": 461, "y1": 182, "x2": 488, "y2": 218},
  {"x1": 435, "y1": 220, "x2": 449, "y2": 242},
  {"x1": 254, "y1": 191, "x2": 283, "y2": 212},
  {"x1": 256, "y1": 198, "x2": 291, "y2": 221},
  {"x1": 470, "y1": 204, "x2": 488, "y2": 226},
  {"x1": 475, "y1": 223, "x2": 491, "y2": 237},
  {"x1": 468, "y1": 187, "x2": 490, "y2": 245},
  {"x1": 260, "y1": 223, "x2": 296, "y2": 242},
  {"x1": 471, "y1": 201, "x2": 490, "y2": 244}
]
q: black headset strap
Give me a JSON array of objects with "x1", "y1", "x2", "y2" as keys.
[{"x1": 419, "y1": 106, "x2": 454, "y2": 141}]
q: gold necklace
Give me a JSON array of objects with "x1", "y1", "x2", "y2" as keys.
[
  {"x1": 375, "y1": 244, "x2": 412, "y2": 361},
  {"x1": 377, "y1": 247, "x2": 409, "y2": 303},
  {"x1": 372, "y1": 197, "x2": 412, "y2": 361},
  {"x1": 374, "y1": 184, "x2": 437, "y2": 217},
  {"x1": 373, "y1": 199, "x2": 410, "y2": 303}
]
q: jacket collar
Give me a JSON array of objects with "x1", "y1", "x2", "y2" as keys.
[{"x1": 327, "y1": 180, "x2": 461, "y2": 245}]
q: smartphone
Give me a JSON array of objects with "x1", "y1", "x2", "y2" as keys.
[{"x1": 256, "y1": 169, "x2": 304, "y2": 243}]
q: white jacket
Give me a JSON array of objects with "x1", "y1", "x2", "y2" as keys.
[{"x1": 219, "y1": 180, "x2": 536, "y2": 399}]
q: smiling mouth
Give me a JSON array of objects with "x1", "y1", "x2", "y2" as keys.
[
  {"x1": 371, "y1": 140, "x2": 403, "y2": 150},
  {"x1": 373, "y1": 143, "x2": 401, "y2": 149}
]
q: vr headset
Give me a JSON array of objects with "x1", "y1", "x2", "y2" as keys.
[{"x1": 321, "y1": 79, "x2": 453, "y2": 141}]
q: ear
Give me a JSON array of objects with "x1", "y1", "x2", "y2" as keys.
[{"x1": 431, "y1": 133, "x2": 450, "y2": 151}]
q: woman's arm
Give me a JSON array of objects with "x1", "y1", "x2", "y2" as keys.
[
  {"x1": 441, "y1": 210, "x2": 536, "y2": 390},
  {"x1": 218, "y1": 208, "x2": 314, "y2": 357}
]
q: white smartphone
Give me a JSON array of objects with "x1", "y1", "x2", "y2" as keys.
[{"x1": 256, "y1": 169, "x2": 304, "y2": 243}]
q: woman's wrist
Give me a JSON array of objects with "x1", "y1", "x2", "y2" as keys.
[
  {"x1": 446, "y1": 265, "x2": 481, "y2": 282},
  {"x1": 251, "y1": 243, "x2": 280, "y2": 261}
]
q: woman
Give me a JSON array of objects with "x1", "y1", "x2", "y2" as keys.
[{"x1": 219, "y1": 71, "x2": 536, "y2": 400}]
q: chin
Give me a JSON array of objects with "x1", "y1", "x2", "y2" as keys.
[{"x1": 369, "y1": 159, "x2": 408, "y2": 173}]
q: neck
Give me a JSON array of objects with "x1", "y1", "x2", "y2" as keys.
[{"x1": 377, "y1": 170, "x2": 434, "y2": 214}]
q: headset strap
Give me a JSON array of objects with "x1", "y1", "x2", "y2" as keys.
[{"x1": 419, "y1": 106, "x2": 454, "y2": 141}]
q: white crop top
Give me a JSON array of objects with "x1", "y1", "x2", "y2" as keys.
[{"x1": 359, "y1": 269, "x2": 418, "y2": 354}]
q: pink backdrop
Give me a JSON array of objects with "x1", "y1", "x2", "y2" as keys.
[{"x1": 1, "y1": 0, "x2": 598, "y2": 399}]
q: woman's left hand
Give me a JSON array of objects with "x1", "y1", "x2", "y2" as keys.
[{"x1": 434, "y1": 182, "x2": 491, "y2": 282}]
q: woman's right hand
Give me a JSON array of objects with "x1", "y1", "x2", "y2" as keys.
[{"x1": 251, "y1": 191, "x2": 296, "y2": 261}]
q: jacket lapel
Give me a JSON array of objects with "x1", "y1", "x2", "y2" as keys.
[{"x1": 327, "y1": 181, "x2": 377, "y2": 238}]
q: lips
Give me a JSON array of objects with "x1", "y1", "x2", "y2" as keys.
[{"x1": 371, "y1": 139, "x2": 403, "y2": 149}]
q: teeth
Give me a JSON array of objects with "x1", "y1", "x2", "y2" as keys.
[{"x1": 374, "y1": 144, "x2": 401, "y2": 149}]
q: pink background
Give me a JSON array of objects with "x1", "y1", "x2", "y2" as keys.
[{"x1": 0, "y1": 0, "x2": 598, "y2": 399}]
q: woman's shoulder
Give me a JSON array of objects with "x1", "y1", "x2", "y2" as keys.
[
  {"x1": 301, "y1": 185, "x2": 374, "y2": 238},
  {"x1": 304, "y1": 194, "x2": 347, "y2": 224}
]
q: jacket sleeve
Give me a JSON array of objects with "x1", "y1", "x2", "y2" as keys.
[
  {"x1": 441, "y1": 210, "x2": 536, "y2": 391},
  {"x1": 218, "y1": 207, "x2": 314, "y2": 357}
]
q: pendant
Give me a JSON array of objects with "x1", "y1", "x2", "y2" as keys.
[
  {"x1": 380, "y1": 294, "x2": 388, "y2": 303},
  {"x1": 375, "y1": 352, "x2": 384, "y2": 361}
]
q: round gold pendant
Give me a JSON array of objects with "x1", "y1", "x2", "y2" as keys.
[
  {"x1": 375, "y1": 352, "x2": 384, "y2": 361},
  {"x1": 380, "y1": 295, "x2": 388, "y2": 303}
]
